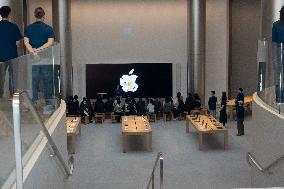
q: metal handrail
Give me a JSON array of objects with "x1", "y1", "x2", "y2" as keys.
[
  {"x1": 247, "y1": 152, "x2": 284, "y2": 174},
  {"x1": 146, "y1": 152, "x2": 163, "y2": 189},
  {"x1": 12, "y1": 91, "x2": 71, "y2": 188}
]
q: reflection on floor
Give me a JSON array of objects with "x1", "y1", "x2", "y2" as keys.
[{"x1": 67, "y1": 116, "x2": 252, "y2": 189}]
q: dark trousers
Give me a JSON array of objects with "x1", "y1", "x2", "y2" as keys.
[
  {"x1": 237, "y1": 118, "x2": 244, "y2": 135},
  {"x1": 0, "y1": 61, "x2": 15, "y2": 97}
]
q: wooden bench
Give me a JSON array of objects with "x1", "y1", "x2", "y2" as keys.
[
  {"x1": 147, "y1": 112, "x2": 156, "y2": 122},
  {"x1": 95, "y1": 113, "x2": 105, "y2": 124},
  {"x1": 81, "y1": 116, "x2": 89, "y2": 125},
  {"x1": 163, "y1": 112, "x2": 173, "y2": 121},
  {"x1": 111, "y1": 112, "x2": 121, "y2": 123}
]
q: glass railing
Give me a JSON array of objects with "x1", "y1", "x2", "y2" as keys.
[
  {"x1": 0, "y1": 44, "x2": 63, "y2": 188},
  {"x1": 257, "y1": 39, "x2": 284, "y2": 114},
  {"x1": 0, "y1": 91, "x2": 15, "y2": 188}
]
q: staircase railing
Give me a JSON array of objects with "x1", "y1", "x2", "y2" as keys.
[
  {"x1": 146, "y1": 152, "x2": 164, "y2": 189},
  {"x1": 12, "y1": 91, "x2": 71, "y2": 189},
  {"x1": 246, "y1": 152, "x2": 284, "y2": 174}
]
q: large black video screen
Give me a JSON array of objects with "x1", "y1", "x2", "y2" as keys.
[{"x1": 86, "y1": 63, "x2": 172, "y2": 98}]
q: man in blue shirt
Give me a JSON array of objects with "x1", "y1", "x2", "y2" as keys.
[
  {"x1": 24, "y1": 7, "x2": 55, "y2": 114},
  {"x1": 0, "y1": 6, "x2": 22, "y2": 98},
  {"x1": 272, "y1": 6, "x2": 284, "y2": 103}
]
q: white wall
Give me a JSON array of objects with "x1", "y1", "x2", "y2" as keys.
[
  {"x1": 26, "y1": 0, "x2": 230, "y2": 102},
  {"x1": 71, "y1": 0, "x2": 188, "y2": 99},
  {"x1": 28, "y1": 0, "x2": 52, "y2": 26},
  {"x1": 205, "y1": 0, "x2": 229, "y2": 102}
]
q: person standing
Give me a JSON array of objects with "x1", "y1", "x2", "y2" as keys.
[
  {"x1": 24, "y1": 7, "x2": 55, "y2": 114},
  {"x1": 235, "y1": 88, "x2": 244, "y2": 115},
  {"x1": 236, "y1": 101, "x2": 245, "y2": 136},
  {"x1": 272, "y1": 6, "x2": 284, "y2": 103},
  {"x1": 0, "y1": 6, "x2": 22, "y2": 98},
  {"x1": 219, "y1": 92, "x2": 227, "y2": 126},
  {"x1": 136, "y1": 97, "x2": 146, "y2": 116},
  {"x1": 208, "y1": 91, "x2": 217, "y2": 118},
  {"x1": 236, "y1": 88, "x2": 244, "y2": 103}
]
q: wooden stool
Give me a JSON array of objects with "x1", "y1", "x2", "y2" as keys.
[
  {"x1": 95, "y1": 113, "x2": 105, "y2": 124},
  {"x1": 156, "y1": 111, "x2": 163, "y2": 120},
  {"x1": 147, "y1": 113, "x2": 156, "y2": 122},
  {"x1": 111, "y1": 112, "x2": 121, "y2": 123},
  {"x1": 180, "y1": 111, "x2": 188, "y2": 120},
  {"x1": 82, "y1": 116, "x2": 89, "y2": 125},
  {"x1": 163, "y1": 112, "x2": 173, "y2": 121},
  {"x1": 105, "y1": 112, "x2": 112, "y2": 119}
]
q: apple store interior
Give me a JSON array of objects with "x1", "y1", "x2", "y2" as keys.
[{"x1": 1, "y1": 0, "x2": 284, "y2": 189}]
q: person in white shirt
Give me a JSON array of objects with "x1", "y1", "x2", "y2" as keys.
[{"x1": 147, "y1": 99, "x2": 155, "y2": 113}]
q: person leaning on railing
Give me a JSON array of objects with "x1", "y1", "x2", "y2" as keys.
[
  {"x1": 272, "y1": 6, "x2": 284, "y2": 103},
  {"x1": 24, "y1": 7, "x2": 55, "y2": 114},
  {"x1": 0, "y1": 6, "x2": 22, "y2": 98}
]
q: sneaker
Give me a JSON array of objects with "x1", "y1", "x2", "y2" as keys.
[{"x1": 43, "y1": 105, "x2": 55, "y2": 115}]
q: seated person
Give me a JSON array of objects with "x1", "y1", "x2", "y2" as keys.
[
  {"x1": 153, "y1": 97, "x2": 161, "y2": 115},
  {"x1": 80, "y1": 98, "x2": 93, "y2": 123},
  {"x1": 136, "y1": 97, "x2": 146, "y2": 116},
  {"x1": 173, "y1": 92, "x2": 184, "y2": 119},
  {"x1": 193, "y1": 93, "x2": 201, "y2": 109},
  {"x1": 185, "y1": 93, "x2": 194, "y2": 114},
  {"x1": 163, "y1": 96, "x2": 173, "y2": 115},
  {"x1": 95, "y1": 96, "x2": 105, "y2": 113},
  {"x1": 67, "y1": 96, "x2": 74, "y2": 115},
  {"x1": 113, "y1": 99, "x2": 124, "y2": 122},
  {"x1": 104, "y1": 97, "x2": 114, "y2": 112},
  {"x1": 86, "y1": 98, "x2": 94, "y2": 121},
  {"x1": 147, "y1": 99, "x2": 155, "y2": 113},
  {"x1": 128, "y1": 97, "x2": 137, "y2": 115}
]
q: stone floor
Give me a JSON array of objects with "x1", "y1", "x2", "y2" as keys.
[{"x1": 66, "y1": 115, "x2": 253, "y2": 189}]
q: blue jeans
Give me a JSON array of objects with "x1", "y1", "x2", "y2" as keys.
[
  {"x1": 0, "y1": 61, "x2": 15, "y2": 97},
  {"x1": 32, "y1": 65, "x2": 53, "y2": 104}
]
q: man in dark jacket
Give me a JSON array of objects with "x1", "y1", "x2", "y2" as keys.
[
  {"x1": 236, "y1": 101, "x2": 245, "y2": 136},
  {"x1": 208, "y1": 91, "x2": 217, "y2": 118},
  {"x1": 136, "y1": 97, "x2": 146, "y2": 116}
]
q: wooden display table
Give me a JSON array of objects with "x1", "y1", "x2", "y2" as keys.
[
  {"x1": 227, "y1": 96, "x2": 253, "y2": 120},
  {"x1": 121, "y1": 116, "x2": 152, "y2": 153},
  {"x1": 186, "y1": 115, "x2": 228, "y2": 150},
  {"x1": 66, "y1": 117, "x2": 81, "y2": 154}
]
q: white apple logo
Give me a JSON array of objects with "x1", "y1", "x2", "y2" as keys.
[{"x1": 120, "y1": 69, "x2": 139, "y2": 92}]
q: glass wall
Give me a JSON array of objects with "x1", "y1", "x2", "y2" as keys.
[
  {"x1": 0, "y1": 44, "x2": 61, "y2": 188},
  {"x1": 257, "y1": 39, "x2": 284, "y2": 114}
]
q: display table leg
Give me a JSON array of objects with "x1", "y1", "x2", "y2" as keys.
[
  {"x1": 224, "y1": 131, "x2": 228, "y2": 150},
  {"x1": 198, "y1": 132, "x2": 203, "y2": 151},
  {"x1": 229, "y1": 107, "x2": 234, "y2": 120},
  {"x1": 122, "y1": 133, "x2": 126, "y2": 153},
  {"x1": 186, "y1": 120, "x2": 189, "y2": 133},
  {"x1": 148, "y1": 132, "x2": 152, "y2": 152},
  {"x1": 71, "y1": 134, "x2": 76, "y2": 154}
]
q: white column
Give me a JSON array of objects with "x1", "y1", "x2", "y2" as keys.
[
  {"x1": 188, "y1": 0, "x2": 206, "y2": 102},
  {"x1": 52, "y1": 0, "x2": 72, "y2": 100}
]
